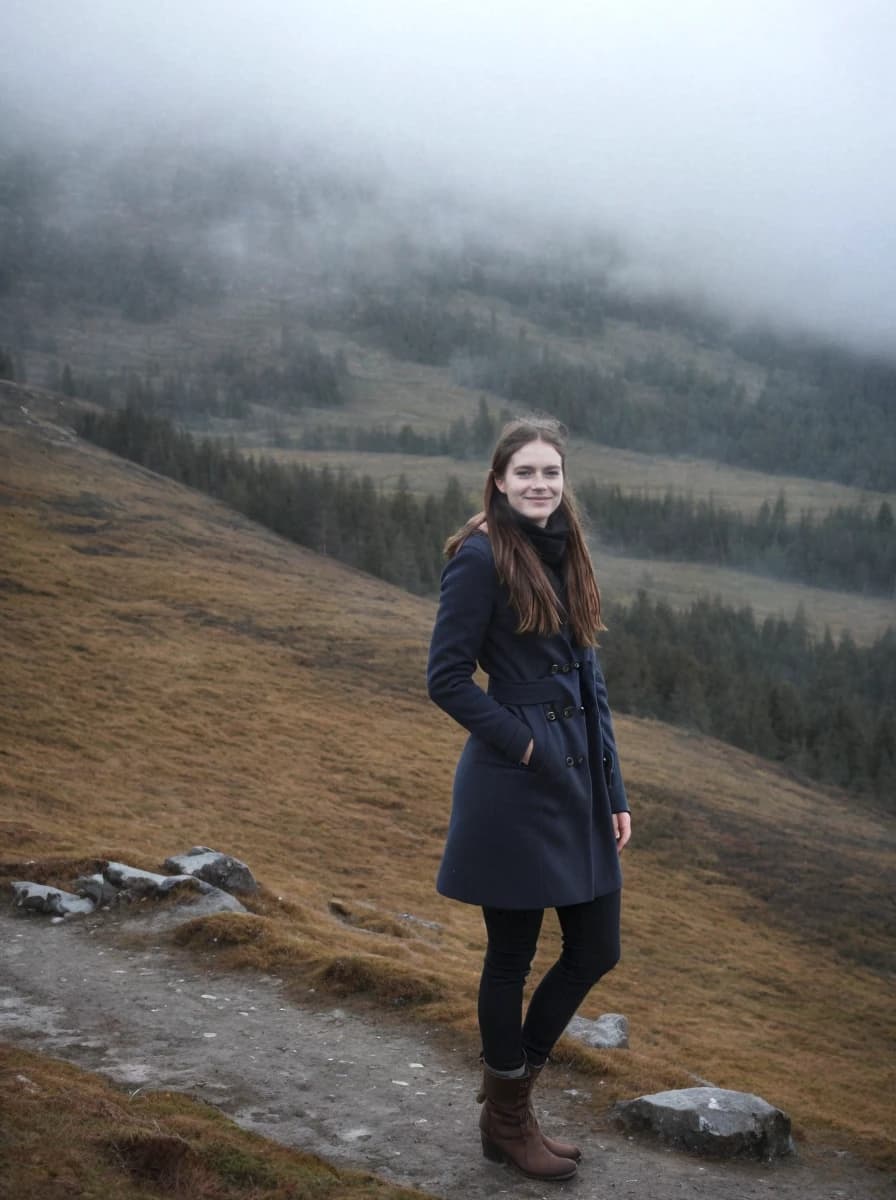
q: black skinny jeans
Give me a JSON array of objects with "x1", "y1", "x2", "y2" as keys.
[{"x1": 478, "y1": 890, "x2": 621, "y2": 1071}]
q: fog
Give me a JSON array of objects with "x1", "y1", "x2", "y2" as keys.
[{"x1": 5, "y1": 1, "x2": 896, "y2": 350}]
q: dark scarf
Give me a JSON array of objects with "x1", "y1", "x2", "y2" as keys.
[{"x1": 511, "y1": 507, "x2": 569, "y2": 599}]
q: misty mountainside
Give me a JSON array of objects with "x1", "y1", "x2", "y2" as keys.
[
  {"x1": 1, "y1": 394, "x2": 893, "y2": 1173},
  {"x1": 2, "y1": 134, "x2": 895, "y2": 493},
  {"x1": 1, "y1": 132, "x2": 894, "y2": 806}
]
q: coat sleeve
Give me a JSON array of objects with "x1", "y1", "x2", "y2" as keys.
[
  {"x1": 592, "y1": 650, "x2": 630, "y2": 814},
  {"x1": 427, "y1": 539, "x2": 533, "y2": 764}
]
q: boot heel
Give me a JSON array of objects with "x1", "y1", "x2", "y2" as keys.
[{"x1": 480, "y1": 1133, "x2": 505, "y2": 1163}]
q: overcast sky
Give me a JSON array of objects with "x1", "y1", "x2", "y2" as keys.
[{"x1": 6, "y1": 1, "x2": 896, "y2": 350}]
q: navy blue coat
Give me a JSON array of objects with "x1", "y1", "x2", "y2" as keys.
[{"x1": 427, "y1": 532, "x2": 629, "y2": 909}]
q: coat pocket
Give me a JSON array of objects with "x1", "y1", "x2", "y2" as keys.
[
  {"x1": 467, "y1": 735, "x2": 530, "y2": 772},
  {"x1": 519, "y1": 703, "x2": 568, "y2": 780}
]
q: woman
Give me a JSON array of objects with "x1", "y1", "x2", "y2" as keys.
[{"x1": 427, "y1": 416, "x2": 631, "y2": 1182}]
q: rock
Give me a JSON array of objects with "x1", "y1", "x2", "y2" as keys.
[
  {"x1": 139, "y1": 886, "x2": 248, "y2": 930},
  {"x1": 566, "y1": 1013, "x2": 629, "y2": 1049},
  {"x1": 104, "y1": 862, "x2": 219, "y2": 900},
  {"x1": 185, "y1": 886, "x2": 247, "y2": 915},
  {"x1": 11, "y1": 882, "x2": 95, "y2": 917},
  {"x1": 9, "y1": 858, "x2": 248, "y2": 925},
  {"x1": 162, "y1": 847, "x2": 258, "y2": 894},
  {"x1": 157, "y1": 876, "x2": 208, "y2": 895},
  {"x1": 612, "y1": 1086, "x2": 793, "y2": 1160},
  {"x1": 74, "y1": 873, "x2": 120, "y2": 906},
  {"x1": 101, "y1": 862, "x2": 248, "y2": 921},
  {"x1": 100, "y1": 861, "x2": 249, "y2": 921},
  {"x1": 103, "y1": 862, "x2": 175, "y2": 893}
]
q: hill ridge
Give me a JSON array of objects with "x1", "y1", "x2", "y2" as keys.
[{"x1": 1, "y1": 397, "x2": 894, "y2": 1171}]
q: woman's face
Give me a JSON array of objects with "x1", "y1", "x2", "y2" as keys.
[{"x1": 495, "y1": 438, "x2": 564, "y2": 527}]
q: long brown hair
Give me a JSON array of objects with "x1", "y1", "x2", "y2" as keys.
[{"x1": 444, "y1": 417, "x2": 605, "y2": 646}]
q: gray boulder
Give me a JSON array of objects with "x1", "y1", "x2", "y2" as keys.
[
  {"x1": 103, "y1": 862, "x2": 183, "y2": 895},
  {"x1": 101, "y1": 861, "x2": 249, "y2": 920},
  {"x1": 138, "y1": 886, "x2": 249, "y2": 931},
  {"x1": 162, "y1": 847, "x2": 258, "y2": 894},
  {"x1": 613, "y1": 1086, "x2": 793, "y2": 1160},
  {"x1": 177, "y1": 886, "x2": 246, "y2": 915},
  {"x1": 103, "y1": 861, "x2": 241, "y2": 904},
  {"x1": 12, "y1": 882, "x2": 95, "y2": 917},
  {"x1": 74, "y1": 873, "x2": 120, "y2": 906},
  {"x1": 566, "y1": 1012, "x2": 629, "y2": 1049}
]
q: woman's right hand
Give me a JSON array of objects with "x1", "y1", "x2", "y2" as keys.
[{"x1": 521, "y1": 739, "x2": 534, "y2": 766}]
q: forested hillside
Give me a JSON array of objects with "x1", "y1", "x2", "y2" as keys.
[
  {"x1": 78, "y1": 405, "x2": 896, "y2": 803},
  {"x1": 2, "y1": 136, "x2": 895, "y2": 488}
]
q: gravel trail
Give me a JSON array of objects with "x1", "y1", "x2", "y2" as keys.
[{"x1": 0, "y1": 910, "x2": 889, "y2": 1200}]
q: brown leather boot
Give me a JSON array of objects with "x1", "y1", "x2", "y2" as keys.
[
  {"x1": 477, "y1": 1065, "x2": 577, "y2": 1180},
  {"x1": 527, "y1": 1062, "x2": 582, "y2": 1162}
]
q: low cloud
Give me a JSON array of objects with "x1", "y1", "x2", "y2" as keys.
[{"x1": 5, "y1": 0, "x2": 895, "y2": 351}]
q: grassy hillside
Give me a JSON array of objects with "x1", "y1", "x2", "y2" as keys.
[
  {"x1": 1, "y1": 402, "x2": 894, "y2": 1172},
  {"x1": 0, "y1": 1043, "x2": 428, "y2": 1200}
]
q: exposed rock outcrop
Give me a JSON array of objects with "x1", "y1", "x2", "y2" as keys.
[
  {"x1": 613, "y1": 1086, "x2": 793, "y2": 1160},
  {"x1": 162, "y1": 847, "x2": 258, "y2": 894},
  {"x1": 10, "y1": 852, "x2": 252, "y2": 921},
  {"x1": 73, "y1": 873, "x2": 120, "y2": 906},
  {"x1": 11, "y1": 882, "x2": 95, "y2": 917},
  {"x1": 566, "y1": 1012, "x2": 630, "y2": 1049}
]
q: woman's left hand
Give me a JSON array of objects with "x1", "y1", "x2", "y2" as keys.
[{"x1": 613, "y1": 812, "x2": 631, "y2": 852}]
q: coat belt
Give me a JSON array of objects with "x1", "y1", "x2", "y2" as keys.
[{"x1": 489, "y1": 672, "x2": 584, "y2": 707}]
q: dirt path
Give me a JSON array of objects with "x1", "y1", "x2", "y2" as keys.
[{"x1": 0, "y1": 909, "x2": 889, "y2": 1199}]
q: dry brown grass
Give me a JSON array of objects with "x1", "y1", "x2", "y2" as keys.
[
  {"x1": 1, "y1": 414, "x2": 894, "y2": 1173},
  {"x1": 0, "y1": 1042, "x2": 430, "y2": 1200}
]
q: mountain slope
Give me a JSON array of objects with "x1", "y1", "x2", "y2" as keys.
[{"x1": 0, "y1": 392, "x2": 893, "y2": 1170}]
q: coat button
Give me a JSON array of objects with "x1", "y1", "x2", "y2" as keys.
[
  {"x1": 580, "y1": 705, "x2": 586, "y2": 713},
  {"x1": 550, "y1": 663, "x2": 560, "y2": 674},
  {"x1": 562, "y1": 705, "x2": 575, "y2": 719},
  {"x1": 562, "y1": 664, "x2": 571, "y2": 674},
  {"x1": 565, "y1": 755, "x2": 575, "y2": 767},
  {"x1": 574, "y1": 661, "x2": 581, "y2": 669},
  {"x1": 576, "y1": 754, "x2": 585, "y2": 765},
  {"x1": 547, "y1": 709, "x2": 557, "y2": 721}
]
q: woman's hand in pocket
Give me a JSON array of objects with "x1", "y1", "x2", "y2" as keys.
[{"x1": 520, "y1": 739, "x2": 534, "y2": 766}]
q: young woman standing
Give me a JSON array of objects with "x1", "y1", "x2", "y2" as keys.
[{"x1": 427, "y1": 417, "x2": 631, "y2": 1182}]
